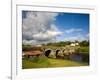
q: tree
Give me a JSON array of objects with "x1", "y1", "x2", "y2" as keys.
[{"x1": 79, "y1": 40, "x2": 89, "y2": 46}]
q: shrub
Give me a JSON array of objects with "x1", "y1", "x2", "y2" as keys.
[
  {"x1": 27, "y1": 56, "x2": 50, "y2": 65},
  {"x1": 22, "y1": 45, "x2": 42, "y2": 51}
]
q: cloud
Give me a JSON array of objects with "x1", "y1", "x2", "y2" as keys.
[
  {"x1": 22, "y1": 39, "x2": 37, "y2": 45},
  {"x1": 64, "y1": 28, "x2": 89, "y2": 41},
  {"x1": 65, "y1": 28, "x2": 82, "y2": 34},
  {"x1": 22, "y1": 11, "x2": 62, "y2": 44},
  {"x1": 65, "y1": 33, "x2": 89, "y2": 41},
  {"x1": 32, "y1": 29, "x2": 62, "y2": 41},
  {"x1": 86, "y1": 33, "x2": 89, "y2": 38}
]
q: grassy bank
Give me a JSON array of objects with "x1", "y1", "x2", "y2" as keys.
[{"x1": 22, "y1": 56, "x2": 88, "y2": 69}]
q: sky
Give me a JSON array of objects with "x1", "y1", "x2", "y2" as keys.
[{"x1": 22, "y1": 11, "x2": 89, "y2": 45}]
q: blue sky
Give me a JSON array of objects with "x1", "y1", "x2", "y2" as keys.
[
  {"x1": 54, "y1": 12, "x2": 89, "y2": 41},
  {"x1": 22, "y1": 11, "x2": 89, "y2": 44},
  {"x1": 55, "y1": 13, "x2": 89, "y2": 31}
]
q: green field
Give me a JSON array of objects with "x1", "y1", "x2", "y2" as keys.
[{"x1": 22, "y1": 56, "x2": 88, "y2": 69}]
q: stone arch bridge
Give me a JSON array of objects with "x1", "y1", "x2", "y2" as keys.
[
  {"x1": 23, "y1": 46, "x2": 80, "y2": 59},
  {"x1": 42, "y1": 46, "x2": 78, "y2": 58}
]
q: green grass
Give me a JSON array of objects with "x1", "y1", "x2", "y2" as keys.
[{"x1": 22, "y1": 56, "x2": 88, "y2": 69}]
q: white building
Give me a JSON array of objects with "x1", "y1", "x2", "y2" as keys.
[{"x1": 70, "y1": 43, "x2": 79, "y2": 47}]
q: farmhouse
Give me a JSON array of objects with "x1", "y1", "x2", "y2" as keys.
[
  {"x1": 34, "y1": 44, "x2": 42, "y2": 47},
  {"x1": 70, "y1": 42, "x2": 79, "y2": 47},
  {"x1": 23, "y1": 50, "x2": 43, "y2": 58}
]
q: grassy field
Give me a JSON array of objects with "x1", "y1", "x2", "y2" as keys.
[{"x1": 22, "y1": 56, "x2": 88, "y2": 69}]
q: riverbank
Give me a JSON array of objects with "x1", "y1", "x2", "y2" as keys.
[{"x1": 22, "y1": 56, "x2": 88, "y2": 69}]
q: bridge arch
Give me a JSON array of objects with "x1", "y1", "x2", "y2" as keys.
[
  {"x1": 55, "y1": 48, "x2": 64, "y2": 59},
  {"x1": 44, "y1": 48, "x2": 53, "y2": 57}
]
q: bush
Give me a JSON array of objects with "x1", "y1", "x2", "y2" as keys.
[
  {"x1": 31, "y1": 56, "x2": 39, "y2": 62},
  {"x1": 37, "y1": 57, "x2": 50, "y2": 65},
  {"x1": 79, "y1": 40, "x2": 89, "y2": 46},
  {"x1": 22, "y1": 45, "x2": 42, "y2": 51},
  {"x1": 80, "y1": 47, "x2": 89, "y2": 53},
  {"x1": 27, "y1": 56, "x2": 50, "y2": 65}
]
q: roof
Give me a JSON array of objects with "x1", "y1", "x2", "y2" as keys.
[{"x1": 23, "y1": 50, "x2": 43, "y2": 56}]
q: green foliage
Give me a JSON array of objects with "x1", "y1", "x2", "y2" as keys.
[
  {"x1": 46, "y1": 41, "x2": 71, "y2": 46},
  {"x1": 80, "y1": 46, "x2": 89, "y2": 53},
  {"x1": 29, "y1": 56, "x2": 50, "y2": 65},
  {"x1": 30, "y1": 56, "x2": 39, "y2": 62},
  {"x1": 22, "y1": 56, "x2": 51, "y2": 69},
  {"x1": 79, "y1": 40, "x2": 89, "y2": 46},
  {"x1": 22, "y1": 45, "x2": 42, "y2": 51}
]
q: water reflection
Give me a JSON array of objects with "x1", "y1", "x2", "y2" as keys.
[{"x1": 64, "y1": 53, "x2": 89, "y2": 64}]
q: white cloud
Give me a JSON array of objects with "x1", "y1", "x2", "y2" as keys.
[
  {"x1": 86, "y1": 33, "x2": 89, "y2": 38},
  {"x1": 32, "y1": 30, "x2": 62, "y2": 41},
  {"x1": 65, "y1": 28, "x2": 82, "y2": 33},
  {"x1": 22, "y1": 11, "x2": 62, "y2": 44},
  {"x1": 22, "y1": 39, "x2": 37, "y2": 45},
  {"x1": 65, "y1": 28, "x2": 89, "y2": 41},
  {"x1": 65, "y1": 34, "x2": 89, "y2": 41}
]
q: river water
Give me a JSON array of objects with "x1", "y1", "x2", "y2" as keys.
[{"x1": 64, "y1": 53, "x2": 89, "y2": 64}]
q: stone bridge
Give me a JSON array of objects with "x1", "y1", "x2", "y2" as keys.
[
  {"x1": 42, "y1": 46, "x2": 79, "y2": 58},
  {"x1": 23, "y1": 45, "x2": 80, "y2": 59}
]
